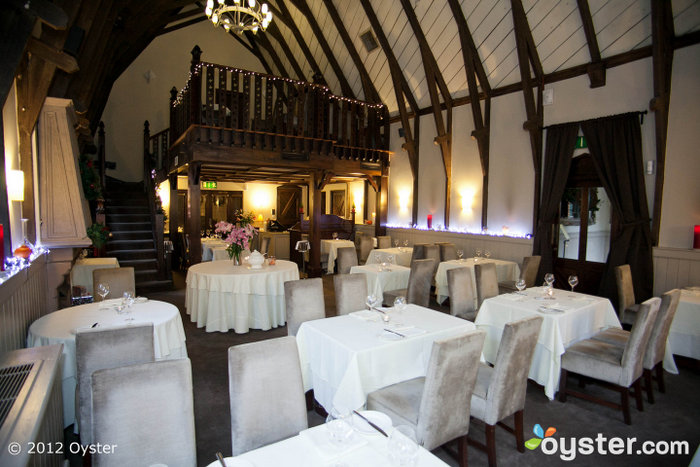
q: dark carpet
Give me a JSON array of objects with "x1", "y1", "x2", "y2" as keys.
[{"x1": 131, "y1": 272, "x2": 698, "y2": 466}]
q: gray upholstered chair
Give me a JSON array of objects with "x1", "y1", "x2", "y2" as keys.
[
  {"x1": 615, "y1": 264, "x2": 641, "y2": 326},
  {"x1": 228, "y1": 336, "x2": 308, "y2": 455},
  {"x1": 76, "y1": 323, "x2": 154, "y2": 445},
  {"x1": 591, "y1": 289, "x2": 681, "y2": 403},
  {"x1": 336, "y1": 246, "x2": 358, "y2": 274},
  {"x1": 377, "y1": 235, "x2": 392, "y2": 249},
  {"x1": 259, "y1": 236, "x2": 271, "y2": 255},
  {"x1": 559, "y1": 297, "x2": 661, "y2": 424},
  {"x1": 438, "y1": 242, "x2": 458, "y2": 262},
  {"x1": 498, "y1": 255, "x2": 541, "y2": 293},
  {"x1": 470, "y1": 316, "x2": 543, "y2": 466},
  {"x1": 92, "y1": 267, "x2": 135, "y2": 302},
  {"x1": 367, "y1": 330, "x2": 486, "y2": 466},
  {"x1": 359, "y1": 235, "x2": 374, "y2": 264},
  {"x1": 334, "y1": 273, "x2": 367, "y2": 315},
  {"x1": 91, "y1": 358, "x2": 196, "y2": 467},
  {"x1": 475, "y1": 262, "x2": 499, "y2": 309},
  {"x1": 424, "y1": 244, "x2": 441, "y2": 280},
  {"x1": 383, "y1": 258, "x2": 435, "y2": 307},
  {"x1": 284, "y1": 278, "x2": 325, "y2": 336},
  {"x1": 410, "y1": 243, "x2": 428, "y2": 263},
  {"x1": 447, "y1": 267, "x2": 477, "y2": 321}
]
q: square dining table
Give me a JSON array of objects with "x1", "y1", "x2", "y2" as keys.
[
  {"x1": 350, "y1": 263, "x2": 411, "y2": 305},
  {"x1": 475, "y1": 286, "x2": 620, "y2": 400},
  {"x1": 434, "y1": 258, "x2": 520, "y2": 305},
  {"x1": 321, "y1": 239, "x2": 356, "y2": 273},
  {"x1": 296, "y1": 304, "x2": 475, "y2": 412},
  {"x1": 365, "y1": 247, "x2": 414, "y2": 267},
  {"x1": 663, "y1": 287, "x2": 700, "y2": 373}
]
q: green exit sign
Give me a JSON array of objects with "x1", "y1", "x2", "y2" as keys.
[
  {"x1": 202, "y1": 181, "x2": 217, "y2": 189},
  {"x1": 575, "y1": 136, "x2": 587, "y2": 149}
]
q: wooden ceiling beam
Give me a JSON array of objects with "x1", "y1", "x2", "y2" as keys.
[
  {"x1": 27, "y1": 36, "x2": 79, "y2": 73},
  {"x1": 269, "y1": 1, "x2": 326, "y2": 84},
  {"x1": 650, "y1": 0, "x2": 675, "y2": 246},
  {"x1": 576, "y1": 0, "x2": 605, "y2": 88},
  {"x1": 321, "y1": 0, "x2": 380, "y2": 104},
  {"x1": 511, "y1": 0, "x2": 544, "y2": 232},
  {"x1": 448, "y1": 0, "x2": 491, "y2": 230},
  {"x1": 267, "y1": 22, "x2": 307, "y2": 80},
  {"x1": 158, "y1": 16, "x2": 208, "y2": 36},
  {"x1": 400, "y1": 0, "x2": 453, "y2": 228},
  {"x1": 245, "y1": 30, "x2": 290, "y2": 78},
  {"x1": 360, "y1": 0, "x2": 419, "y2": 225},
  {"x1": 288, "y1": 0, "x2": 355, "y2": 98},
  {"x1": 238, "y1": 32, "x2": 274, "y2": 75}
]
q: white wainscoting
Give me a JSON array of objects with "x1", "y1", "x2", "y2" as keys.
[
  {"x1": 652, "y1": 247, "x2": 700, "y2": 295},
  {"x1": 385, "y1": 228, "x2": 533, "y2": 264}
]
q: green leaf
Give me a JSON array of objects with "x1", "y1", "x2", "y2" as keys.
[{"x1": 525, "y1": 438, "x2": 542, "y2": 450}]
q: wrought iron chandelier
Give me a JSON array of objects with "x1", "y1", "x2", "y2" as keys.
[{"x1": 205, "y1": 0, "x2": 272, "y2": 35}]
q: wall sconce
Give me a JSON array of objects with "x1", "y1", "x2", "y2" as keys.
[
  {"x1": 8, "y1": 170, "x2": 24, "y2": 202},
  {"x1": 398, "y1": 189, "x2": 410, "y2": 212},
  {"x1": 460, "y1": 187, "x2": 475, "y2": 213}
]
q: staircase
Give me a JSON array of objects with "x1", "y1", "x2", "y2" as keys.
[{"x1": 104, "y1": 181, "x2": 172, "y2": 293}]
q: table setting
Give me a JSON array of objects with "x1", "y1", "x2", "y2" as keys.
[
  {"x1": 476, "y1": 284, "x2": 619, "y2": 399},
  {"x1": 434, "y1": 256, "x2": 520, "y2": 305},
  {"x1": 321, "y1": 239, "x2": 356, "y2": 273},
  {"x1": 26, "y1": 298, "x2": 187, "y2": 428},
  {"x1": 366, "y1": 242, "x2": 413, "y2": 268}
]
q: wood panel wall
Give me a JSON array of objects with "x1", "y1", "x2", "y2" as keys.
[{"x1": 652, "y1": 247, "x2": 700, "y2": 295}]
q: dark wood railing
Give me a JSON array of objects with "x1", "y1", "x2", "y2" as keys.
[{"x1": 148, "y1": 45, "x2": 389, "y2": 172}]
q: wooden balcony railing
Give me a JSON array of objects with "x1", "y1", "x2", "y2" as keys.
[{"x1": 148, "y1": 46, "x2": 389, "y2": 172}]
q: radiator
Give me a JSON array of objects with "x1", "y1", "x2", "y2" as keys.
[{"x1": 0, "y1": 345, "x2": 64, "y2": 467}]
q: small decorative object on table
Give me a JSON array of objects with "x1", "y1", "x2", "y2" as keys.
[
  {"x1": 214, "y1": 210, "x2": 257, "y2": 265},
  {"x1": 248, "y1": 250, "x2": 265, "y2": 269}
]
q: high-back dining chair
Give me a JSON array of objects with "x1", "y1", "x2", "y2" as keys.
[
  {"x1": 447, "y1": 267, "x2": 477, "y2": 321},
  {"x1": 259, "y1": 236, "x2": 271, "y2": 255},
  {"x1": 437, "y1": 242, "x2": 458, "y2": 262},
  {"x1": 284, "y1": 278, "x2": 325, "y2": 336},
  {"x1": 92, "y1": 267, "x2": 135, "y2": 302},
  {"x1": 91, "y1": 358, "x2": 196, "y2": 467},
  {"x1": 333, "y1": 273, "x2": 368, "y2": 316},
  {"x1": 410, "y1": 244, "x2": 428, "y2": 263},
  {"x1": 228, "y1": 337, "x2": 308, "y2": 455},
  {"x1": 383, "y1": 259, "x2": 435, "y2": 307},
  {"x1": 367, "y1": 330, "x2": 486, "y2": 467},
  {"x1": 424, "y1": 244, "x2": 441, "y2": 280},
  {"x1": 615, "y1": 264, "x2": 641, "y2": 325},
  {"x1": 498, "y1": 255, "x2": 541, "y2": 293},
  {"x1": 76, "y1": 323, "x2": 154, "y2": 445},
  {"x1": 474, "y1": 262, "x2": 499, "y2": 308},
  {"x1": 377, "y1": 235, "x2": 392, "y2": 249},
  {"x1": 336, "y1": 246, "x2": 358, "y2": 274},
  {"x1": 359, "y1": 235, "x2": 374, "y2": 264}
]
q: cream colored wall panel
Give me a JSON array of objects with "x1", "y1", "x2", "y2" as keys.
[
  {"x1": 652, "y1": 248, "x2": 700, "y2": 295},
  {"x1": 593, "y1": 0, "x2": 639, "y2": 53}
]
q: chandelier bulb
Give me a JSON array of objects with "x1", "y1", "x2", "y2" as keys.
[
  {"x1": 262, "y1": 3, "x2": 268, "y2": 14},
  {"x1": 248, "y1": 0, "x2": 255, "y2": 8}
]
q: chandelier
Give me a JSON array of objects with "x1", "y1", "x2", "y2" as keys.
[{"x1": 205, "y1": 0, "x2": 272, "y2": 35}]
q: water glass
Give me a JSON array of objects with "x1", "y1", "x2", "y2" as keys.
[
  {"x1": 394, "y1": 239, "x2": 399, "y2": 248},
  {"x1": 388, "y1": 425, "x2": 419, "y2": 466},
  {"x1": 366, "y1": 294, "x2": 378, "y2": 310},
  {"x1": 475, "y1": 249, "x2": 482, "y2": 261},
  {"x1": 484, "y1": 250, "x2": 491, "y2": 259},
  {"x1": 326, "y1": 408, "x2": 353, "y2": 446},
  {"x1": 122, "y1": 292, "x2": 135, "y2": 321},
  {"x1": 97, "y1": 283, "x2": 110, "y2": 301},
  {"x1": 457, "y1": 249, "x2": 464, "y2": 261},
  {"x1": 403, "y1": 240, "x2": 409, "y2": 248},
  {"x1": 515, "y1": 279, "x2": 527, "y2": 294},
  {"x1": 393, "y1": 296, "x2": 407, "y2": 312},
  {"x1": 568, "y1": 275, "x2": 579, "y2": 292},
  {"x1": 544, "y1": 273, "x2": 555, "y2": 287}
]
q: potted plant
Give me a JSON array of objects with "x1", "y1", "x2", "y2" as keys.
[{"x1": 87, "y1": 222, "x2": 110, "y2": 257}]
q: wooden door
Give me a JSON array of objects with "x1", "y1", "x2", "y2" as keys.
[{"x1": 277, "y1": 185, "x2": 302, "y2": 228}]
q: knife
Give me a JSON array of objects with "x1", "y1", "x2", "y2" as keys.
[
  {"x1": 216, "y1": 451, "x2": 226, "y2": 467},
  {"x1": 371, "y1": 306, "x2": 386, "y2": 314},
  {"x1": 383, "y1": 328, "x2": 405, "y2": 338},
  {"x1": 353, "y1": 410, "x2": 388, "y2": 437}
]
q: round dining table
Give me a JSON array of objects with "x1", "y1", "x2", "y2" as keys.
[
  {"x1": 185, "y1": 259, "x2": 299, "y2": 333},
  {"x1": 26, "y1": 299, "x2": 187, "y2": 429}
]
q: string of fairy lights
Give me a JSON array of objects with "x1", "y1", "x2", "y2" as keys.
[
  {"x1": 385, "y1": 223, "x2": 533, "y2": 239},
  {"x1": 172, "y1": 61, "x2": 386, "y2": 111}
]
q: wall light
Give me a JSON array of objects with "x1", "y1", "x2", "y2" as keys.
[
  {"x1": 398, "y1": 188, "x2": 410, "y2": 212},
  {"x1": 460, "y1": 187, "x2": 475, "y2": 213},
  {"x1": 8, "y1": 170, "x2": 24, "y2": 202}
]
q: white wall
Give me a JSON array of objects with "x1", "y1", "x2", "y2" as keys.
[
  {"x1": 2, "y1": 84, "x2": 23, "y2": 250},
  {"x1": 100, "y1": 21, "x2": 264, "y2": 182}
]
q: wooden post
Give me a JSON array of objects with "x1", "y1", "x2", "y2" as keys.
[
  {"x1": 168, "y1": 173, "x2": 178, "y2": 243},
  {"x1": 190, "y1": 45, "x2": 202, "y2": 126},
  {"x1": 187, "y1": 162, "x2": 202, "y2": 264},
  {"x1": 375, "y1": 169, "x2": 388, "y2": 237},
  {"x1": 307, "y1": 172, "x2": 322, "y2": 277}
]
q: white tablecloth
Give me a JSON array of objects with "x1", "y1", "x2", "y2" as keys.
[
  {"x1": 664, "y1": 288, "x2": 700, "y2": 374},
  {"x1": 209, "y1": 423, "x2": 448, "y2": 467},
  {"x1": 69, "y1": 257, "x2": 120, "y2": 296},
  {"x1": 296, "y1": 304, "x2": 475, "y2": 412},
  {"x1": 475, "y1": 287, "x2": 620, "y2": 400},
  {"x1": 366, "y1": 247, "x2": 414, "y2": 267},
  {"x1": 350, "y1": 264, "x2": 411, "y2": 304},
  {"x1": 322, "y1": 239, "x2": 356, "y2": 273},
  {"x1": 26, "y1": 300, "x2": 187, "y2": 428},
  {"x1": 201, "y1": 238, "x2": 228, "y2": 261},
  {"x1": 186, "y1": 260, "x2": 299, "y2": 333},
  {"x1": 435, "y1": 258, "x2": 520, "y2": 305}
]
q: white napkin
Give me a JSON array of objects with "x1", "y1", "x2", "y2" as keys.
[
  {"x1": 349, "y1": 310, "x2": 381, "y2": 322},
  {"x1": 499, "y1": 293, "x2": 525, "y2": 301},
  {"x1": 538, "y1": 303, "x2": 571, "y2": 312},
  {"x1": 98, "y1": 298, "x2": 122, "y2": 309},
  {"x1": 299, "y1": 426, "x2": 367, "y2": 462}
]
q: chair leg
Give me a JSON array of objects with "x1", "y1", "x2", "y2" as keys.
[
  {"x1": 485, "y1": 424, "x2": 497, "y2": 467},
  {"x1": 458, "y1": 435, "x2": 469, "y2": 467},
  {"x1": 559, "y1": 369, "x2": 568, "y2": 403},
  {"x1": 633, "y1": 378, "x2": 644, "y2": 412},
  {"x1": 621, "y1": 387, "x2": 631, "y2": 425},
  {"x1": 644, "y1": 368, "x2": 655, "y2": 404},
  {"x1": 514, "y1": 410, "x2": 524, "y2": 453},
  {"x1": 655, "y1": 363, "x2": 665, "y2": 393}
]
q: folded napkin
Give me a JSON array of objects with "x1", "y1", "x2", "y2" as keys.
[
  {"x1": 349, "y1": 310, "x2": 381, "y2": 322},
  {"x1": 98, "y1": 298, "x2": 122, "y2": 309},
  {"x1": 499, "y1": 293, "x2": 525, "y2": 301},
  {"x1": 299, "y1": 426, "x2": 367, "y2": 462}
]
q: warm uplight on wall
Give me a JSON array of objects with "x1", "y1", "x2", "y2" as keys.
[
  {"x1": 460, "y1": 187, "x2": 475, "y2": 213},
  {"x1": 157, "y1": 181, "x2": 170, "y2": 212},
  {"x1": 251, "y1": 189, "x2": 271, "y2": 209},
  {"x1": 8, "y1": 170, "x2": 24, "y2": 202},
  {"x1": 398, "y1": 189, "x2": 410, "y2": 212}
]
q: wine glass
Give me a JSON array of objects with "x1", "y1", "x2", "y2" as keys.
[
  {"x1": 515, "y1": 278, "x2": 527, "y2": 294},
  {"x1": 484, "y1": 250, "x2": 491, "y2": 259},
  {"x1": 325, "y1": 408, "x2": 354, "y2": 446},
  {"x1": 393, "y1": 296, "x2": 407, "y2": 312},
  {"x1": 475, "y1": 249, "x2": 482, "y2": 261},
  {"x1": 457, "y1": 249, "x2": 464, "y2": 261},
  {"x1": 403, "y1": 240, "x2": 409, "y2": 248},
  {"x1": 394, "y1": 239, "x2": 399, "y2": 248},
  {"x1": 568, "y1": 275, "x2": 579, "y2": 292},
  {"x1": 97, "y1": 283, "x2": 110, "y2": 301},
  {"x1": 544, "y1": 273, "x2": 555, "y2": 287},
  {"x1": 366, "y1": 294, "x2": 378, "y2": 311},
  {"x1": 122, "y1": 291, "x2": 135, "y2": 322},
  {"x1": 332, "y1": 232, "x2": 339, "y2": 240},
  {"x1": 388, "y1": 425, "x2": 419, "y2": 466}
]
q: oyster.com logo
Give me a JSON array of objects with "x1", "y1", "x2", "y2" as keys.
[{"x1": 525, "y1": 423, "x2": 556, "y2": 450}]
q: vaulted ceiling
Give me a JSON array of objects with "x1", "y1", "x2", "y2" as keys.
[{"x1": 3, "y1": 0, "x2": 700, "y2": 132}]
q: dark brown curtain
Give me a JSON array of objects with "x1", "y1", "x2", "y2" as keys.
[
  {"x1": 532, "y1": 122, "x2": 579, "y2": 282},
  {"x1": 581, "y1": 113, "x2": 653, "y2": 305}
]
